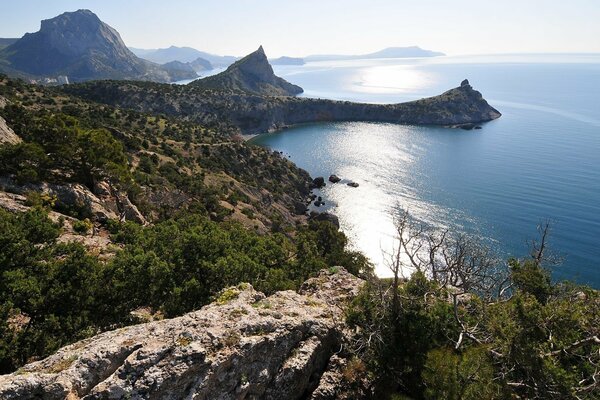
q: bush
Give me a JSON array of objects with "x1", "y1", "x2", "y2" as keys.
[{"x1": 72, "y1": 219, "x2": 93, "y2": 234}]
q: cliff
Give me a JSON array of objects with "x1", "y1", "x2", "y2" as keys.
[
  {"x1": 0, "y1": 268, "x2": 366, "y2": 399},
  {"x1": 65, "y1": 76, "x2": 501, "y2": 134}
]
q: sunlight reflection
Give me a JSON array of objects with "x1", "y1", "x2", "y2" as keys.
[{"x1": 355, "y1": 65, "x2": 432, "y2": 93}]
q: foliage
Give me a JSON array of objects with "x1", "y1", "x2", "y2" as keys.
[
  {"x1": 0, "y1": 207, "x2": 368, "y2": 373},
  {"x1": 346, "y1": 212, "x2": 600, "y2": 400}
]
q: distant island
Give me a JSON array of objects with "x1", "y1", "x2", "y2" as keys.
[
  {"x1": 269, "y1": 56, "x2": 306, "y2": 65},
  {"x1": 305, "y1": 46, "x2": 445, "y2": 62}
]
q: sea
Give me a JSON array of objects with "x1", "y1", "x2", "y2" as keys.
[{"x1": 248, "y1": 54, "x2": 600, "y2": 287}]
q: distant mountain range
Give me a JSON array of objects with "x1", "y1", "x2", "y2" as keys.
[
  {"x1": 0, "y1": 10, "x2": 198, "y2": 83},
  {"x1": 130, "y1": 46, "x2": 444, "y2": 69},
  {"x1": 129, "y1": 46, "x2": 237, "y2": 68}
]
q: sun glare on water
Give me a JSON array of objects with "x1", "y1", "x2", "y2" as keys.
[{"x1": 356, "y1": 65, "x2": 432, "y2": 94}]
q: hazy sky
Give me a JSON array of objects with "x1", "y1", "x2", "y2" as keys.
[{"x1": 1, "y1": 0, "x2": 599, "y2": 57}]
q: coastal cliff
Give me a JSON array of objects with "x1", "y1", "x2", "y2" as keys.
[
  {"x1": 0, "y1": 269, "x2": 366, "y2": 400},
  {"x1": 63, "y1": 48, "x2": 501, "y2": 135}
]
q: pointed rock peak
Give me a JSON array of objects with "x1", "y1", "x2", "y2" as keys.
[
  {"x1": 192, "y1": 45, "x2": 303, "y2": 96},
  {"x1": 461, "y1": 79, "x2": 470, "y2": 87}
]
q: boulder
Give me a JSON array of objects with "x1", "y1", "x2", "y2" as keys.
[
  {"x1": 293, "y1": 200, "x2": 308, "y2": 215},
  {"x1": 328, "y1": 175, "x2": 341, "y2": 183},
  {"x1": 347, "y1": 182, "x2": 359, "y2": 188},
  {"x1": 0, "y1": 269, "x2": 365, "y2": 400},
  {"x1": 311, "y1": 177, "x2": 326, "y2": 189}
]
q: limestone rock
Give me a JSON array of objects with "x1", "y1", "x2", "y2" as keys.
[
  {"x1": 0, "y1": 177, "x2": 146, "y2": 224},
  {"x1": 0, "y1": 268, "x2": 365, "y2": 399},
  {"x1": 0, "y1": 116, "x2": 21, "y2": 145}
]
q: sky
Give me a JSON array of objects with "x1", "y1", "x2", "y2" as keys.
[{"x1": 1, "y1": 0, "x2": 599, "y2": 57}]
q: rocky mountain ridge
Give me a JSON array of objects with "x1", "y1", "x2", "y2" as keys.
[
  {"x1": 0, "y1": 268, "x2": 367, "y2": 399},
  {"x1": 65, "y1": 68, "x2": 501, "y2": 134},
  {"x1": 0, "y1": 10, "x2": 197, "y2": 83}
]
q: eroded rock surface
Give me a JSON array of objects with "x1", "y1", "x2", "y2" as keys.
[{"x1": 0, "y1": 269, "x2": 365, "y2": 399}]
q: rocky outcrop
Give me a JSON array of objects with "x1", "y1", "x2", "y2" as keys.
[
  {"x1": 0, "y1": 10, "x2": 196, "y2": 83},
  {"x1": 0, "y1": 116, "x2": 21, "y2": 145},
  {"x1": 0, "y1": 177, "x2": 146, "y2": 224},
  {"x1": 0, "y1": 268, "x2": 366, "y2": 399},
  {"x1": 192, "y1": 46, "x2": 303, "y2": 96},
  {"x1": 0, "y1": 96, "x2": 21, "y2": 145}
]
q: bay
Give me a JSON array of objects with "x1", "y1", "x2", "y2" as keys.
[{"x1": 251, "y1": 54, "x2": 600, "y2": 286}]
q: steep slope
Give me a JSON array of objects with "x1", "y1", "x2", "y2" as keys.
[
  {"x1": 0, "y1": 10, "x2": 196, "y2": 83},
  {"x1": 0, "y1": 269, "x2": 366, "y2": 400},
  {"x1": 192, "y1": 46, "x2": 304, "y2": 96}
]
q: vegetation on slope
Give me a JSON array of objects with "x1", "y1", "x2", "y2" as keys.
[{"x1": 346, "y1": 212, "x2": 599, "y2": 400}]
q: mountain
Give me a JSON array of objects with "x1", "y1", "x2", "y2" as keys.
[
  {"x1": 130, "y1": 45, "x2": 237, "y2": 68},
  {"x1": 0, "y1": 10, "x2": 196, "y2": 83},
  {"x1": 305, "y1": 46, "x2": 445, "y2": 61},
  {"x1": 270, "y1": 56, "x2": 305, "y2": 65},
  {"x1": 191, "y1": 46, "x2": 304, "y2": 96}
]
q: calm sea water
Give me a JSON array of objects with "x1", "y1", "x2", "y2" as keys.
[{"x1": 251, "y1": 54, "x2": 600, "y2": 286}]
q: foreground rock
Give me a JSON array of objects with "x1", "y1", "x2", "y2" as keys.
[{"x1": 0, "y1": 269, "x2": 366, "y2": 399}]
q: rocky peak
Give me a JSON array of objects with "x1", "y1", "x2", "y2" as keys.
[
  {"x1": 193, "y1": 46, "x2": 304, "y2": 96},
  {"x1": 9, "y1": 9, "x2": 133, "y2": 68},
  {"x1": 0, "y1": 10, "x2": 196, "y2": 82},
  {"x1": 0, "y1": 268, "x2": 365, "y2": 399}
]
